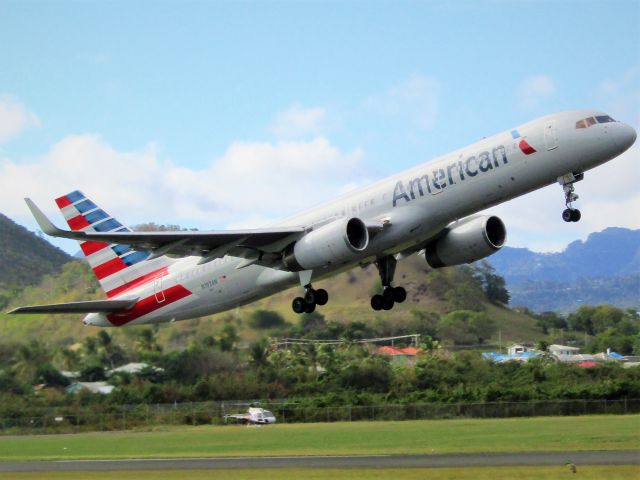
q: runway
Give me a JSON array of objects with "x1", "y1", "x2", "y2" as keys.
[{"x1": 0, "y1": 450, "x2": 638, "y2": 472}]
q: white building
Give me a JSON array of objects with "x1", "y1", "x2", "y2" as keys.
[
  {"x1": 549, "y1": 344, "x2": 580, "y2": 356},
  {"x1": 508, "y1": 344, "x2": 533, "y2": 355}
]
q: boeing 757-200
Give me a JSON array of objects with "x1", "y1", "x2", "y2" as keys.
[{"x1": 9, "y1": 110, "x2": 636, "y2": 327}]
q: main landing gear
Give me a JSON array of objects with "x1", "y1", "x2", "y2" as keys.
[
  {"x1": 292, "y1": 286, "x2": 328, "y2": 314},
  {"x1": 370, "y1": 256, "x2": 407, "y2": 311},
  {"x1": 558, "y1": 173, "x2": 583, "y2": 223}
]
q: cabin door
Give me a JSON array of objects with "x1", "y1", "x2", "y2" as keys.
[{"x1": 544, "y1": 120, "x2": 559, "y2": 150}]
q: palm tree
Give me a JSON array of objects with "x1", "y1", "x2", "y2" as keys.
[
  {"x1": 249, "y1": 338, "x2": 270, "y2": 367},
  {"x1": 12, "y1": 340, "x2": 51, "y2": 384}
]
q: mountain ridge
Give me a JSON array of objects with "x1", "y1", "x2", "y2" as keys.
[
  {"x1": 489, "y1": 227, "x2": 639, "y2": 312},
  {"x1": 0, "y1": 212, "x2": 73, "y2": 306}
]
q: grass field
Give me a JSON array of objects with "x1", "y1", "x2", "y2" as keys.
[
  {"x1": 2, "y1": 466, "x2": 640, "y2": 480},
  {"x1": 0, "y1": 415, "x2": 638, "y2": 461}
]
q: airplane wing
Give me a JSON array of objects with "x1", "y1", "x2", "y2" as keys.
[
  {"x1": 26, "y1": 198, "x2": 304, "y2": 262},
  {"x1": 8, "y1": 299, "x2": 138, "y2": 314}
]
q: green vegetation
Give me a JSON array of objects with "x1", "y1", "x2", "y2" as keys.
[
  {"x1": 0, "y1": 257, "x2": 639, "y2": 421},
  {"x1": 0, "y1": 213, "x2": 72, "y2": 309},
  {"x1": 1, "y1": 225, "x2": 639, "y2": 425},
  {"x1": 1, "y1": 328, "x2": 639, "y2": 423},
  {"x1": 4, "y1": 467, "x2": 640, "y2": 480},
  {"x1": 0, "y1": 415, "x2": 638, "y2": 460}
]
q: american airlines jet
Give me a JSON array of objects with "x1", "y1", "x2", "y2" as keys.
[{"x1": 9, "y1": 110, "x2": 636, "y2": 327}]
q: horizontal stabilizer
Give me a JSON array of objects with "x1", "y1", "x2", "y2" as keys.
[{"x1": 8, "y1": 299, "x2": 138, "y2": 315}]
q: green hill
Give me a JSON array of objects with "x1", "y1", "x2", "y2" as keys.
[
  {"x1": 1, "y1": 253, "x2": 543, "y2": 349},
  {"x1": 0, "y1": 212, "x2": 545, "y2": 349},
  {"x1": 0, "y1": 213, "x2": 72, "y2": 308}
]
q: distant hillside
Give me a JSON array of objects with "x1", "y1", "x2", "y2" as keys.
[
  {"x1": 0, "y1": 213, "x2": 72, "y2": 306},
  {"x1": 1, "y1": 250, "x2": 543, "y2": 349},
  {"x1": 489, "y1": 227, "x2": 640, "y2": 313}
]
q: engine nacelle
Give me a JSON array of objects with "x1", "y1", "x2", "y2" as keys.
[
  {"x1": 283, "y1": 218, "x2": 369, "y2": 272},
  {"x1": 424, "y1": 215, "x2": 506, "y2": 268}
]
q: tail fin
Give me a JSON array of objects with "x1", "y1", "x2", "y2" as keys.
[{"x1": 55, "y1": 190, "x2": 174, "y2": 298}]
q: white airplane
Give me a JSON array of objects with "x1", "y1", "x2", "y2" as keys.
[
  {"x1": 224, "y1": 407, "x2": 277, "y2": 425},
  {"x1": 8, "y1": 110, "x2": 636, "y2": 327}
]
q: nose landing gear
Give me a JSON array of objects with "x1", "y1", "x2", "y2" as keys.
[
  {"x1": 370, "y1": 256, "x2": 407, "y2": 311},
  {"x1": 558, "y1": 173, "x2": 583, "y2": 223}
]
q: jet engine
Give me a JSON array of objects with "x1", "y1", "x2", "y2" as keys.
[
  {"x1": 424, "y1": 215, "x2": 506, "y2": 268},
  {"x1": 283, "y1": 217, "x2": 369, "y2": 271}
]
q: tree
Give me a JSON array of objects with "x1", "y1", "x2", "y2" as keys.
[
  {"x1": 342, "y1": 321, "x2": 372, "y2": 341},
  {"x1": 568, "y1": 305, "x2": 633, "y2": 335},
  {"x1": 80, "y1": 363, "x2": 106, "y2": 382},
  {"x1": 410, "y1": 309, "x2": 439, "y2": 338},
  {"x1": 135, "y1": 328, "x2": 162, "y2": 355},
  {"x1": 11, "y1": 340, "x2": 51, "y2": 384},
  {"x1": 249, "y1": 338, "x2": 270, "y2": 367},
  {"x1": 339, "y1": 357, "x2": 392, "y2": 392},
  {"x1": 473, "y1": 261, "x2": 510, "y2": 305},
  {"x1": 248, "y1": 309, "x2": 286, "y2": 329},
  {"x1": 96, "y1": 330, "x2": 127, "y2": 368},
  {"x1": 437, "y1": 310, "x2": 496, "y2": 345},
  {"x1": 300, "y1": 312, "x2": 327, "y2": 333},
  {"x1": 56, "y1": 348, "x2": 80, "y2": 371},
  {"x1": 219, "y1": 324, "x2": 239, "y2": 352},
  {"x1": 534, "y1": 311, "x2": 567, "y2": 334}
]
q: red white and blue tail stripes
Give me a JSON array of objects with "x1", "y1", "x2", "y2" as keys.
[{"x1": 54, "y1": 190, "x2": 175, "y2": 300}]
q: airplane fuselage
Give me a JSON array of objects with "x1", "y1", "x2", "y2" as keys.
[{"x1": 79, "y1": 109, "x2": 635, "y2": 326}]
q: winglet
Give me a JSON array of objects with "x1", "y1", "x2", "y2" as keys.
[{"x1": 24, "y1": 198, "x2": 80, "y2": 240}]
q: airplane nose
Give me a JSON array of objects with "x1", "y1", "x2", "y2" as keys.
[{"x1": 613, "y1": 123, "x2": 637, "y2": 152}]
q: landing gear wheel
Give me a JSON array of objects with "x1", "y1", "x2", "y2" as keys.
[
  {"x1": 304, "y1": 302, "x2": 316, "y2": 313},
  {"x1": 562, "y1": 208, "x2": 581, "y2": 223},
  {"x1": 292, "y1": 297, "x2": 307, "y2": 314},
  {"x1": 382, "y1": 287, "x2": 395, "y2": 303},
  {"x1": 371, "y1": 294, "x2": 384, "y2": 311},
  {"x1": 304, "y1": 289, "x2": 317, "y2": 305},
  {"x1": 570, "y1": 209, "x2": 581, "y2": 222},
  {"x1": 315, "y1": 289, "x2": 329, "y2": 306},
  {"x1": 382, "y1": 297, "x2": 394, "y2": 310},
  {"x1": 392, "y1": 286, "x2": 407, "y2": 303}
]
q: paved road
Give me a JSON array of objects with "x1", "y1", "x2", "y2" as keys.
[{"x1": 0, "y1": 451, "x2": 638, "y2": 472}]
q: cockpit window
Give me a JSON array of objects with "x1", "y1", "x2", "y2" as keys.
[
  {"x1": 596, "y1": 115, "x2": 615, "y2": 123},
  {"x1": 576, "y1": 115, "x2": 616, "y2": 129}
]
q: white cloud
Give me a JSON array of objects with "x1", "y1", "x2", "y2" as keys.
[
  {"x1": 0, "y1": 95, "x2": 40, "y2": 144},
  {"x1": 599, "y1": 67, "x2": 640, "y2": 126},
  {"x1": 0, "y1": 134, "x2": 365, "y2": 231},
  {"x1": 270, "y1": 104, "x2": 327, "y2": 139},
  {"x1": 365, "y1": 74, "x2": 440, "y2": 130},
  {"x1": 517, "y1": 75, "x2": 555, "y2": 109},
  {"x1": 486, "y1": 141, "x2": 640, "y2": 252}
]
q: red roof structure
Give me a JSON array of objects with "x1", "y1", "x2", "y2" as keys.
[
  {"x1": 375, "y1": 346, "x2": 420, "y2": 356},
  {"x1": 576, "y1": 361, "x2": 600, "y2": 368}
]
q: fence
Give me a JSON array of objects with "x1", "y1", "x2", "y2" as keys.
[{"x1": 1, "y1": 398, "x2": 638, "y2": 435}]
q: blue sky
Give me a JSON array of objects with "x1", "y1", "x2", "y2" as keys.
[{"x1": 1, "y1": 0, "x2": 639, "y2": 254}]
